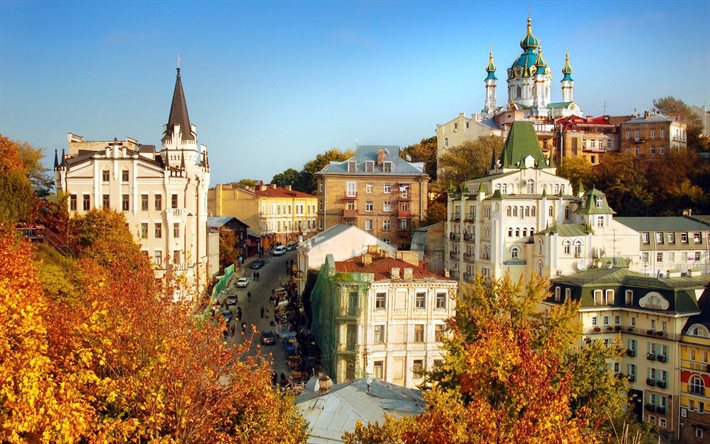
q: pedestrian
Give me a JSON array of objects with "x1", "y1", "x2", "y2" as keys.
[
  {"x1": 260, "y1": 306, "x2": 265, "y2": 319},
  {"x1": 264, "y1": 307, "x2": 270, "y2": 318},
  {"x1": 271, "y1": 371, "x2": 278, "y2": 385},
  {"x1": 241, "y1": 322, "x2": 247, "y2": 334},
  {"x1": 247, "y1": 291, "x2": 252, "y2": 301},
  {"x1": 256, "y1": 272, "x2": 260, "y2": 281},
  {"x1": 237, "y1": 306, "x2": 242, "y2": 321}
]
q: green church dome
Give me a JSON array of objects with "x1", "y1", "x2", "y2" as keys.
[
  {"x1": 519, "y1": 17, "x2": 539, "y2": 50},
  {"x1": 561, "y1": 51, "x2": 574, "y2": 81},
  {"x1": 485, "y1": 49, "x2": 497, "y2": 80}
]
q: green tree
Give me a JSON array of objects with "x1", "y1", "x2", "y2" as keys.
[
  {"x1": 401, "y1": 136, "x2": 437, "y2": 180},
  {"x1": 300, "y1": 148, "x2": 355, "y2": 193},
  {"x1": 438, "y1": 136, "x2": 504, "y2": 187},
  {"x1": 271, "y1": 168, "x2": 303, "y2": 188},
  {"x1": 16, "y1": 141, "x2": 53, "y2": 197},
  {"x1": 593, "y1": 153, "x2": 653, "y2": 216},
  {"x1": 558, "y1": 156, "x2": 594, "y2": 194},
  {"x1": 231, "y1": 178, "x2": 259, "y2": 189}
]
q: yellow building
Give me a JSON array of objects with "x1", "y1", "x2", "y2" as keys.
[
  {"x1": 208, "y1": 183, "x2": 317, "y2": 248},
  {"x1": 679, "y1": 288, "x2": 710, "y2": 443}
]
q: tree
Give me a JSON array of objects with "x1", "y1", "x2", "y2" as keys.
[
  {"x1": 344, "y1": 275, "x2": 629, "y2": 443},
  {"x1": 438, "y1": 136, "x2": 504, "y2": 187},
  {"x1": 16, "y1": 141, "x2": 53, "y2": 197},
  {"x1": 401, "y1": 136, "x2": 437, "y2": 180},
  {"x1": 299, "y1": 148, "x2": 355, "y2": 194},
  {"x1": 219, "y1": 228, "x2": 239, "y2": 267},
  {"x1": 0, "y1": 135, "x2": 35, "y2": 224},
  {"x1": 558, "y1": 156, "x2": 594, "y2": 194},
  {"x1": 231, "y1": 178, "x2": 259, "y2": 189},
  {"x1": 593, "y1": 153, "x2": 653, "y2": 216},
  {"x1": 271, "y1": 168, "x2": 303, "y2": 188},
  {"x1": 653, "y1": 96, "x2": 706, "y2": 152},
  {"x1": 424, "y1": 201, "x2": 447, "y2": 225}
]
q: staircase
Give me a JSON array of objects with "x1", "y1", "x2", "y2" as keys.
[{"x1": 17, "y1": 224, "x2": 73, "y2": 256}]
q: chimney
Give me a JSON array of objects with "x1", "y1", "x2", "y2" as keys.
[
  {"x1": 402, "y1": 267, "x2": 413, "y2": 281},
  {"x1": 367, "y1": 244, "x2": 379, "y2": 255},
  {"x1": 643, "y1": 111, "x2": 650, "y2": 119},
  {"x1": 271, "y1": 183, "x2": 277, "y2": 189},
  {"x1": 390, "y1": 267, "x2": 400, "y2": 280},
  {"x1": 377, "y1": 148, "x2": 384, "y2": 166},
  {"x1": 318, "y1": 375, "x2": 332, "y2": 395},
  {"x1": 361, "y1": 254, "x2": 372, "y2": 265},
  {"x1": 260, "y1": 184, "x2": 267, "y2": 191},
  {"x1": 286, "y1": 185, "x2": 292, "y2": 191}
]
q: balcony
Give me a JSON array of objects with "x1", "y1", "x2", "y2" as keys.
[
  {"x1": 656, "y1": 406, "x2": 666, "y2": 415},
  {"x1": 627, "y1": 374, "x2": 636, "y2": 383},
  {"x1": 343, "y1": 192, "x2": 358, "y2": 200},
  {"x1": 398, "y1": 209, "x2": 411, "y2": 219},
  {"x1": 626, "y1": 349, "x2": 636, "y2": 357},
  {"x1": 645, "y1": 404, "x2": 655, "y2": 412},
  {"x1": 657, "y1": 354, "x2": 667, "y2": 363},
  {"x1": 165, "y1": 208, "x2": 188, "y2": 218},
  {"x1": 342, "y1": 209, "x2": 358, "y2": 219},
  {"x1": 464, "y1": 213, "x2": 475, "y2": 223},
  {"x1": 449, "y1": 251, "x2": 460, "y2": 260},
  {"x1": 646, "y1": 378, "x2": 656, "y2": 387},
  {"x1": 397, "y1": 193, "x2": 411, "y2": 202},
  {"x1": 452, "y1": 214, "x2": 461, "y2": 222},
  {"x1": 656, "y1": 380, "x2": 667, "y2": 389},
  {"x1": 397, "y1": 230, "x2": 411, "y2": 238},
  {"x1": 632, "y1": 138, "x2": 645, "y2": 144},
  {"x1": 463, "y1": 253, "x2": 475, "y2": 263},
  {"x1": 464, "y1": 233, "x2": 475, "y2": 242},
  {"x1": 647, "y1": 353, "x2": 656, "y2": 361},
  {"x1": 449, "y1": 233, "x2": 461, "y2": 241}
]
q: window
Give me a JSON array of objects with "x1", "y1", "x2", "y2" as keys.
[
  {"x1": 549, "y1": 206, "x2": 553, "y2": 217},
  {"x1": 435, "y1": 324, "x2": 445, "y2": 342},
  {"x1": 690, "y1": 375, "x2": 705, "y2": 395},
  {"x1": 154, "y1": 250, "x2": 162, "y2": 266},
  {"x1": 681, "y1": 232, "x2": 688, "y2": 243},
  {"x1": 83, "y1": 195, "x2": 90, "y2": 211},
  {"x1": 383, "y1": 162, "x2": 392, "y2": 173},
  {"x1": 140, "y1": 223, "x2": 148, "y2": 239},
  {"x1": 631, "y1": 317, "x2": 636, "y2": 327},
  {"x1": 140, "y1": 194, "x2": 149, "y2": 211},
  {"x1": 412, "y1": 359, "x2": 424, "y2": 377},
  {"x1": 171, "y1": 194, "x2": 178, "y2": 209},
  {"x1": 348, "y1": 291, "x2": 358, "y2": 316},
  {"x1": 641, "y1": 232, "x2": 649, "y2": 244},
  {"x1": 565, "y1": 288, "x2": 571, "y2": 301},
  {"x1": 173, "y1": 223, "x2": 180, "y2": 238},
  {"x1": 592, "y1": 316, "x2": 597, "y2": 326},
  {"x1": 373, "y1": 360, "x2": 384, "y2": 379},
  {"x1": 375, "y1": 292, "x2": 386, "y2": 309},
  {"x1": 597, "y1": 216, "x2": 604, "y2": 227},
  {"x1": 696, "y1": 427, "x2": 704, "y2": 439},
  {"x1": 414, "y1": 324, "x2": 424, "y2": 342},
  {"x1": 365, "y1": 161, "x2": 374, "y2": 173},
  {"x1": 415, "y1": 291, "x2": 426, "y2": 309},
  {"x1": 122, "y1": 194, "x2": 129, "y2": 211},
  {"x1": 694, "y1": 232, "x2": 702, "y2": 244},
  {"x1": 102, "y1": 194, "x2": 110, "y2": 209},
  {"x1": 155, "y1": 194, "x2": 162, "y2": 211},
  {"x1": 436, "y1": 292, "x2": 447, "y2": 309},
  {"x1": 173, "y1": 250, "x2": 180, "y2": 264},
  {"x1": 625, "y1": 290, "x2": 633, "y2": 305},
  {"x1": 641, "y1": 252, "x2": 649, "y2": 263},
  {"x1": 656, "y1": 232, "x2": 664, "y2": 243},
  {"x1": 346, "y1": 181, "x2": 357, "y2": 197},
  {"x1": 381, "y1": 220, "x2": 390, "y2": 231},
  {"x1": 573, "y1": 240, "x2": 582, "y2": 257},
  {"x1": 603, "y1": 316, "x2": 609, "y2": 326},
  {"x1": 656, "y1": 252, "x2": 663, "y2": 263},
  {"x1": 347, "y1": 161, "x2": 357, "y2": 173},
  {"x1": 696, "y1": 251, "x2": 702, "y2": 262},
  {"x1": 563, "y1": 240, "x2": 571, "y2": 255},
  {"x1": 554, "y1": 287, "x2": 561, "y2": 302},
  {"x1": 69, "y1": 194, "x2": 77, "y2": 211},
  {"x1": 668, "y1": 232, "x2": 675, "y2": 243},
  {"x1": 365, "y1": 201, "x2": 373, "y2": 212},
  {"x1": 374, "y1": 325, "x2": 385, "y2": 343},
  {"x1": 527, "y1": 179, "x2": 534, "y2": 193},
  {"x1": 510, "y1": 246, "x2": 520, "y2": 259},
  {"x1": 154, "y1": 223, "x2": 162, "y2": 239},
  {"x1": 102, "y1": 170, "x2": 110, "y2": 182},
  {"x1": 615, "y1": 315, "x2": 620, "y2": 325},
  {"x1": 365, "y1": 183, "x2": 373, "y2": 193},
  {"x1": 593, "y1": 290, "x2": 603, "y2": 305},
  {"x1": 383, "y1": 201, "x2": 392, "y2": 212},
  {"x1": 121, "y1": 169, "x2": 129, "y2": 182},
  {"x1": 346, "y1": 324, "x2": 357, "y2": 350},
  {"x1": 383, "y1": 183, "x2": 392, "y2": 193},
  {"x1": 605, "y1": 290, "x2": 614, "y2": 305},
  {"x1": 364, "y1": 220, "x2": 373, "y2": 231}
]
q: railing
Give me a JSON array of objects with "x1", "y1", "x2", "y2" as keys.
[
  {"x1": 463, "y1": 253, "x2": 475, "y2": 263},
  {"x1": 165, "y1": 208, "x2": 188, "y2": 217},
  {"x1": 449, "y1": 233, "x2": 461, "y2": 241},
  {"x1": 656, "y1": 406, "x2": 667, "y2": 415},
  {"x1": 452, "y1": 215, "x2": 461, "y2": 222},
  {"x1": 681, "y1": 360, "x2": 710, "y2": 372},
  {"x1": 626, "y1": 349, "x2": 636, "y2": 357},
  {"x1": 464, "y1": 233, "x2": 475, "y2": 242},
  {"x1": 397, "y1": 193, "x2": 411, "y2": 201},
  {"x1": 17, "y1": 225, "x2": 73, "y2": 256},
  {"x1": 647, "y1": 353, "x2": 656, "y2": 361},
  {"x1": 398, "y1": 210, "x2": 411, "y2": 219},
  {"x1": 656, "y1": 380, "x2": 667, "y2": 389},
  {"x1": 464, "y1": 213, "x2": 475, "y2": 222},
  {"x1": 343, "y1": 192, "x2": 357, "y2": 200},
  {"x1": 449, "y1": 251, "x2": 460, "y2": 260},
  {"x1": 645, "y1": 404, "x2": 655, "y2": 412}
]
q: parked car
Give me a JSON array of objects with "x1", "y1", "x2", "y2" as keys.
[
  {"x1": 273, "y1": 246, "x2": 287, "y2": 256},
  {"x1": 226, "y1": 295, "x2": 238, "y2": 306},
  {"x1": 261, "y1": 331, "x2": 276, "y2": 346},
  {"x1": 286, "y1": 243, "x2": 298, "y2": 251},
  {"x1": 250, "y1": 259, "x2": 266, "y2": 269},
  {"x1": 236, "y1": 277, "x2": 250, "y2": 288}
]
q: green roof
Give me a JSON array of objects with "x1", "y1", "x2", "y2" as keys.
[
  {"x1": 499, "y1": 121, "x2": 546, "y2": 169},
  {"x1": 547, "y1": 102, "x2": 573, "y2": 109},
  {"x1": 538, "y1": 223, "x2": 591, "y2": 237},
  {"x1": 575, "y1": 186, "x2": 616, "y2": 215},
  {"x1": 615, "y1": 216, "x2": 710, "y2": 232}
]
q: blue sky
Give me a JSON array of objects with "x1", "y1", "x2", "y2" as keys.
[{"x1": 1, "y1": 0, "x2": 708, "y2": 184}]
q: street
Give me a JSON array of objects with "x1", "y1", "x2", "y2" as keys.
[{"x1": 220, "y1": 250, "x2": 298, "y2": 381}]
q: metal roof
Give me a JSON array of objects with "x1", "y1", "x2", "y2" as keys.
[
  {"x1": 615, "y1": 216, "x2": 710, "y2": 232},
  {"x1": 318, "y1": 145, "x2": 427, "y2": 176}
]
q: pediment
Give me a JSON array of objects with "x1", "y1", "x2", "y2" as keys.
[{"x1": 638, "y1": 292, "x2": 669, "y2": 310}]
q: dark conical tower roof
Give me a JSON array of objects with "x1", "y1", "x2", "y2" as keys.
[{"x1": 163, "y1": 67, "x2": 194, "y2": 143}]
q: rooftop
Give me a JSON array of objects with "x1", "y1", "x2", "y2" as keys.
[
  {"x1": 615, "y1": 216, "x2": 710, "y2": 232},
  {"x1": 318, "y1": 145, "x2": 427, "y2": 176},
  {"x1": 335, "y1": 254, "x2": 446, "y2": 281}
]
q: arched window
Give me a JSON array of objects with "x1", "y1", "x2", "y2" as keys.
[
  {"x1": 522, "y1": 228, "x2": 527, "y2": 237},
  {"x1": 690, "y1": 375, "x2": 705, "y2": 395},
  {"x1": 506, "y1": 206, "x2": 511, "y2": 216},
  {"x1": 554, "y1": 184, "x2": 560, "y2": 194},
  {"x1": 516, "y1": 86, "x2": 522, "y2": 98},
  {"x1": 564, "y1": 288, "x2": 571, "y2": 301},
  {"x1": 564, "y1": 206, "x2": 570, "y2": 220},
  {"x1": 515, "y1": 228, "x2": 520, "y2": 237},
  {"x1": 513, "y1": 207, "x2": 518, "y2": 217},
  {"x1": 537, "y1": 239, "x2": 543, "y2": 254},
  {"x1": 574, "y1": 239, "x2": 583, "y2": 257},
  {"x1": 501, "y1": 184, "x2": 507, "y2": 193},
  {"x1": 531, "y1": 206, "x2": 536, "y2": 217},
  {"x1": 525, "y1": 207, "x2": 530, "y2": 217},
  {"x1": 527, "y1": 179, "x2": 534, "y2": 194},
  {"x1": 549, "y1": 206, "x2": 554, "y2": 217},
  {"x1": 560, "y1": 184, "x2": 565, "y2": 194},
  {"x1": 554, "y1": 287, "x2": 561, "y2": 302},
  {"x1": 563, "y1": 240, "x2": 571, "y2": 255},
  {"x1": 511, "y1": 246, "x2": 520, "y2": 259},
  {"x1": 537, "y1": 261, "x2": 543, "y2": 276},
  {"x1": 496, "y1": 183, "x2": 501, "y2": 190},
  {"x1": 508, "y1": 227, "x2": 513, "y2": 237}
]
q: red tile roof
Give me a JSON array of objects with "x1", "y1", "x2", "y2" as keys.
[
  {"x1": 254, "y1": 187, "x2": 316, "y2": 199},
  {"x1": 335, "y1": 256, "x2": 445, "y2": 281}
]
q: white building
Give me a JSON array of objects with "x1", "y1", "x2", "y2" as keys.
[
  {"x1": 445, "y1": 120, "x2": 639, "y2": 283},
  {"x1": 54, "y1": 68, "x2": 211, "y2": 299}
]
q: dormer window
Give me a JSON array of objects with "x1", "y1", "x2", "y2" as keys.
[
  {"x1": 348, "y1": 161, "x2": 357, "y2": 173},
  {"x1": 383, "y1": 161, "x2": 392, "y2": 173},
  {"x1": 365, "y1": 161, "x2": 374, "y2": 173},
  {"x1": 595, "y1": 196, "x2": 603, "y2": 208}
]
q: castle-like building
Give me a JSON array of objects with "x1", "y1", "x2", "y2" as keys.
[{"x1": 54, "y1": 68, "x2": 211, "y2": 299}]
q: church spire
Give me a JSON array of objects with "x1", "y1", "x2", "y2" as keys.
[
  {"x1": 485, "y1": 49, "x2": 497, "y2": 80},
  {"x1": 163, "y1": 66, "x2": 195, "y2": 143},
  {"x1": 53, "y1": 149, "x2": 59, "y2": 170}
]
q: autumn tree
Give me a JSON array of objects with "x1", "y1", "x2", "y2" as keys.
[
  {"x1": 558, "y1": 155, "x2": 594, "y2": 194},
  {"x1": 344, "y1": 275, "x2": 629, "y2": 443},
  {"x1": 0, "y1": 135, "x2": 35, "y2": 224},
  {"x1": 593, "y1": 153, "x2": 652, "y2": 216},
  {"x1": 653, "y1": 96, "x2": 709, "y2": 152},
  {"x1": 401, "y1": 136, "x2": 437, "y2": 180},
  {"x1": 438, "y1": 136, "x2": 504, "y2": 188},
  {"x1": 16, "y1": 141, "x2": 53, "y2": 197},
  {"x1": 424, "y1": 201, "x2": 447, "y2": 225},
  {"x1": 219, "y1": 228, "x2": 239, "y2": 268}
]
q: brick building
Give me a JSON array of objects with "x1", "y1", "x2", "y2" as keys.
[{"x1": 620, "y1": 111, "x2": 687, "y2": 156}]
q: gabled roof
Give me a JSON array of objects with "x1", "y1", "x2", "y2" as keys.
[
  {"x1": 538, "y1": 223, "x2": 591, "y2": 237},
  {"x1": 318, "y1": 145, "x2": 427, "y2": 176},
  {"x1": 208, "y1": 216, "x2": 249, "y2": 230},
  {"x1": 335, "y1": 255, "x2": 447, "y2": 281},
  {"x1": 499, "y1": 121, "x2": 546, "y2": 168},
  {"x1": 575, "y1": 186, "x2": 616, "y2": 215},
  {"x1": 163, "y1": 68, "x2": 195, "y2": 142},
  {"x1": 299, "y1": 224, "x2": 395, "y2": 256},
  {"x1": 547, "y1": 102, "x2": 573, "y2": 109},
  {"x1": 615, "y1": 216, "x2": 710, "y2": 232},
  {"x1": 624, "y1": 112, "x2": 674, "y2": 124},
  {"x1": 254, "y1": 186, "x2": 316, "y2": 199}
]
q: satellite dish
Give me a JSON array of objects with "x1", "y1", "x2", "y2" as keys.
[{"x1": 576, "y1": 260, "x2": 587, "y2": 271}]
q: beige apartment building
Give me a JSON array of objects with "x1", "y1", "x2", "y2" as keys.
[
  {"x1": 208, "y1": 183, "x2": 317, "y2": 248},
  {"x1": 620, "y1": 111, "x2": 687, "y2": 156},
  {"x1": 316, "y1": 145, "x2": 429, "y2": 249},
  {"x1": 55, "y1": 68, "x2": 211, "y2": 299}
]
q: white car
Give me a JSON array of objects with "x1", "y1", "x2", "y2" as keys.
[
  {"x1": 236, "y1": 277, "x2": 250, "y2": 288},
  {"x1": 273, "y1": 246, "x2": 287, "y2": 256}
]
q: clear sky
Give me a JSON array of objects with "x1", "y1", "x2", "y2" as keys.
[{"x1": 1, "y1": 0, "x2": 709, "y2": 185}]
